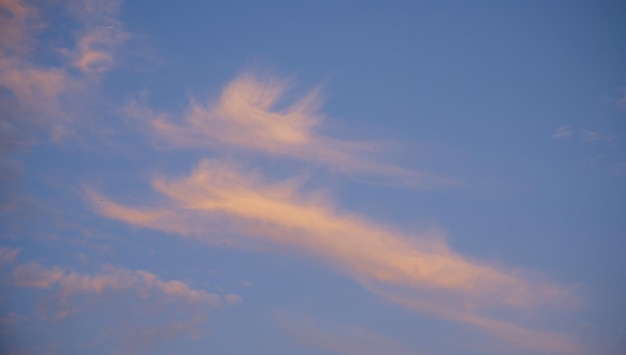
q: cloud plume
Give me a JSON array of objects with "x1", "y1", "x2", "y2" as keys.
[
  {"x1": 126, "y1": 73, "x2": 459, "y2": 189},
  {"x1": 87, "y1": 159, "x2": 578, "y2": 351}
]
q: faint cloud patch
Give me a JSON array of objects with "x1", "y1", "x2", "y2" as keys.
[
  {"x1": 12, "y1": 262, "x2": 223, "y2": 307},
  {"x1": 75, "y1": 253, "x2": 90, "y2": 264},
  {"x1": 240, "y1": 279, "x2": 253, "y2": 287},
  {"x1": 274, "y1": 310, "x2": 418, "y2": 355},
  {"x1": 553, "y1": 125, "x2": 573, "y2": 139},
  {"x1": 224, "y1": 294, "x2": 242, "y2": 304},
  {"x1": 10, "y1": 261, "x2": 241, "y2": 352},
  {"x1": 580, "y1": 129, "x2": 614, "y2": 143},
  {"x1": 581, "y1": 158, "x2": 598, "y2": 170},
  {"x1": 0, "y1": 312, "x2": 25, "y2": 326},
  {"x1": 0, "y1": 246, "x2": 21, "y2": 265},
  {"x1": 609, "y1": 162, "x2": 626, "y2": 176}
]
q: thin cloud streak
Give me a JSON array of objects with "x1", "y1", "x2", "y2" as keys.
[
  {"x1": 366, "y1": 282, "x2": 581, "y2": 354},
  {"x1": 274, "y1": 311, "x2": 419, "y2": 355},
  {"x1": 13, "y1": 261, "x2": 222, "y2": 307},
  {"x1": 125, "y1": 73, "x2": 461, "y2": 189},
  {"x1": 553, "y1": 125, "x2": 573, "y2": 139},
  {"x1": 87, "y1": 159, "x2": 578, "y2": 350},
  {"x1": 10, "y1": 260, "x2": 238, "y2": 352},
  {"x1": 580, "y1": 129, "x2": 613, "y2": 143}
]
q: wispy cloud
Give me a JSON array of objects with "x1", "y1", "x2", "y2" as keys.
[
  {"x1": 0, "y1": 0, "x2": 128, "y2": 146},
  {"x1": 64, "y1": 0, "x2": 128, "y2": 75},
  {"x1": 553, "y1": 125, "x2": 573, "y2": 139},
  {"x1": 0, "y1": 246, "x2": 21, "y2": 265},
  {"x1": 224, "y1": 294, "x2": 243, "y2": 304},
  {"x1": 275, "y1": 311, "x2": 418, "y2": 355},
  {"x1": 0, "y1": 0, "x2": 41, "y2": 56},
  {"x1": 0, "y1": 0, "x2": 72, "y2": 117},
  {"x1": 87, "y1": 159, "x2": 578, "y2": 350},
  {"x1": 580, "y1": 129, "x2": 614, "y2": 143},
  {"x1": 553, "y1": 126, "x2": 614, "y2": 143},
  {"x1": 367, "y1": 283, "x2": 581, "y2": 354},
  {"x1": 11, "y1": 260, "x2": 240, "y2": 352},
  {"x1": 13, "y1": 261, "x2": 222, "y2": 307},
  {"x1": 610, "y1": 162, "x2": 626, "y2": 176},
  {"x1": 125, "y1": 73, "x2": 460, "y2": 189}
]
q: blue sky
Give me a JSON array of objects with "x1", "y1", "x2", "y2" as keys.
[{"x1": 1, "y1": 0, "x2": 625, "y2": 354}]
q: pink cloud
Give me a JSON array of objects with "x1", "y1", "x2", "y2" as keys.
[
  {"x1": 0, "y1": 0, "x2": 129, "y2": 147},
  {"x1": 13, "y1": 262, "x2": 222, "y2": 306},
  {"x1": 88, "y1": 159, "x2": 579, "y2": 351},
  {"x1": 11, "y1": 260, "x2": 241, "y2": 353},
  {"x1": 125, "y1": 73, "x2": 460, "y2": 189}
]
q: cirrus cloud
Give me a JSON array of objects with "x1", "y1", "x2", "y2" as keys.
[
  {"x1": 87, "y1": 158, "x2": 579, "y2": 352},
  {"x1": 125, "y1": 73, "x2": 461, "y2": 189}
]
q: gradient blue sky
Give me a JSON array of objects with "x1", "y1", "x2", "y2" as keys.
[{"x1": 1, "y1": 1, "x2": 625, "y2": 354}]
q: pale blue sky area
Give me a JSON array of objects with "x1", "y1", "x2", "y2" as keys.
[{"x1": 1, "y1": 1, "x2": 625, "y2": 354}]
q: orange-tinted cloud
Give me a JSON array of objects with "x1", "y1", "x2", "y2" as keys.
[
  {"x1": 88, "y1": 159, "x2": 578, "y2": 352},
  {"x1": 0, "y1": 0, "x2": 40, "y2": 56},
  {"x1": 89, "y1": 159, "x2": 571, "y2": 309},
  {"x1": 0, "y1": 0, "x2": 128, "y2": 146},
  {"x1": 0, "y1": 0, "x2": 69, "y2": 117},
  {"x1": 10, "y1": 260, "x2": 241, "y2": 352},
  {"x1": 126, "y1": 73, "x2": 460, "y2": 189},
  {"x1": 68, "y1": 0, "x2": 128, "y2": 74},
  {"x1": 13, "y1": 261, "x2": 223, "y2": 307}
]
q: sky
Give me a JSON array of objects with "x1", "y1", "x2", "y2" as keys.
[{"x1": 0, "y1": 0, "x2": 625, "y2": 354}]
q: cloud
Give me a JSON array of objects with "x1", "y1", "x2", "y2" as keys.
[
  {"x1": 125, "y1": 73, "x2": 460, "y2": 189},
  {"x1": 13, "y1": 261, "x2": 222, "y2": 306},
  {"x1": 87, "y1": 159, "x2": 578, "y2": 350},
  {"x1": 275, "y1": 311, "x2": 418, "y2": 355},
  {"x1": 610, "y1": 162, "x2": 626, "y2": 176},
  {"x1": 0, "y1": 0, "x2": 67, "y2": 151},
  {"x1": 0, "y1": 0, "x2": 134, "y2": 225},
  {"x1": 10, "y1": 261, "x2": 240, "y2": 352},
  {"x1": 0, "y1": 0, "x2": 41, "y2": 56},
  {"x1": 0, "y1": 246, "x2": 20, "y2": 265},
  {"x1": 580, "y1": 129, "x2": 613, "y2": 143},
  {"x1": 366, "y1": 283, "x2": 581, "y2": 354},
  {"x1": 65, "y1": 0, "x2": 129, "y2": 75},
  {"x1": 240, "y1": 279, "x2": 253, "y2": 287},
  {"x1": 0, "y1": 0, "x2": 129, "y2": 147},
  {"x1": 553, "y1": 125, "x2": 573, "y2": 139},
  {"x1": 1, "y1": 0, "x2": 60, "y2": 115},
  {"x1": 224, "y1": 294, "x2": 242, "y2": 304},
  {"x1": 89, "y1": 159, "x2": 572, "y2": 310}
]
